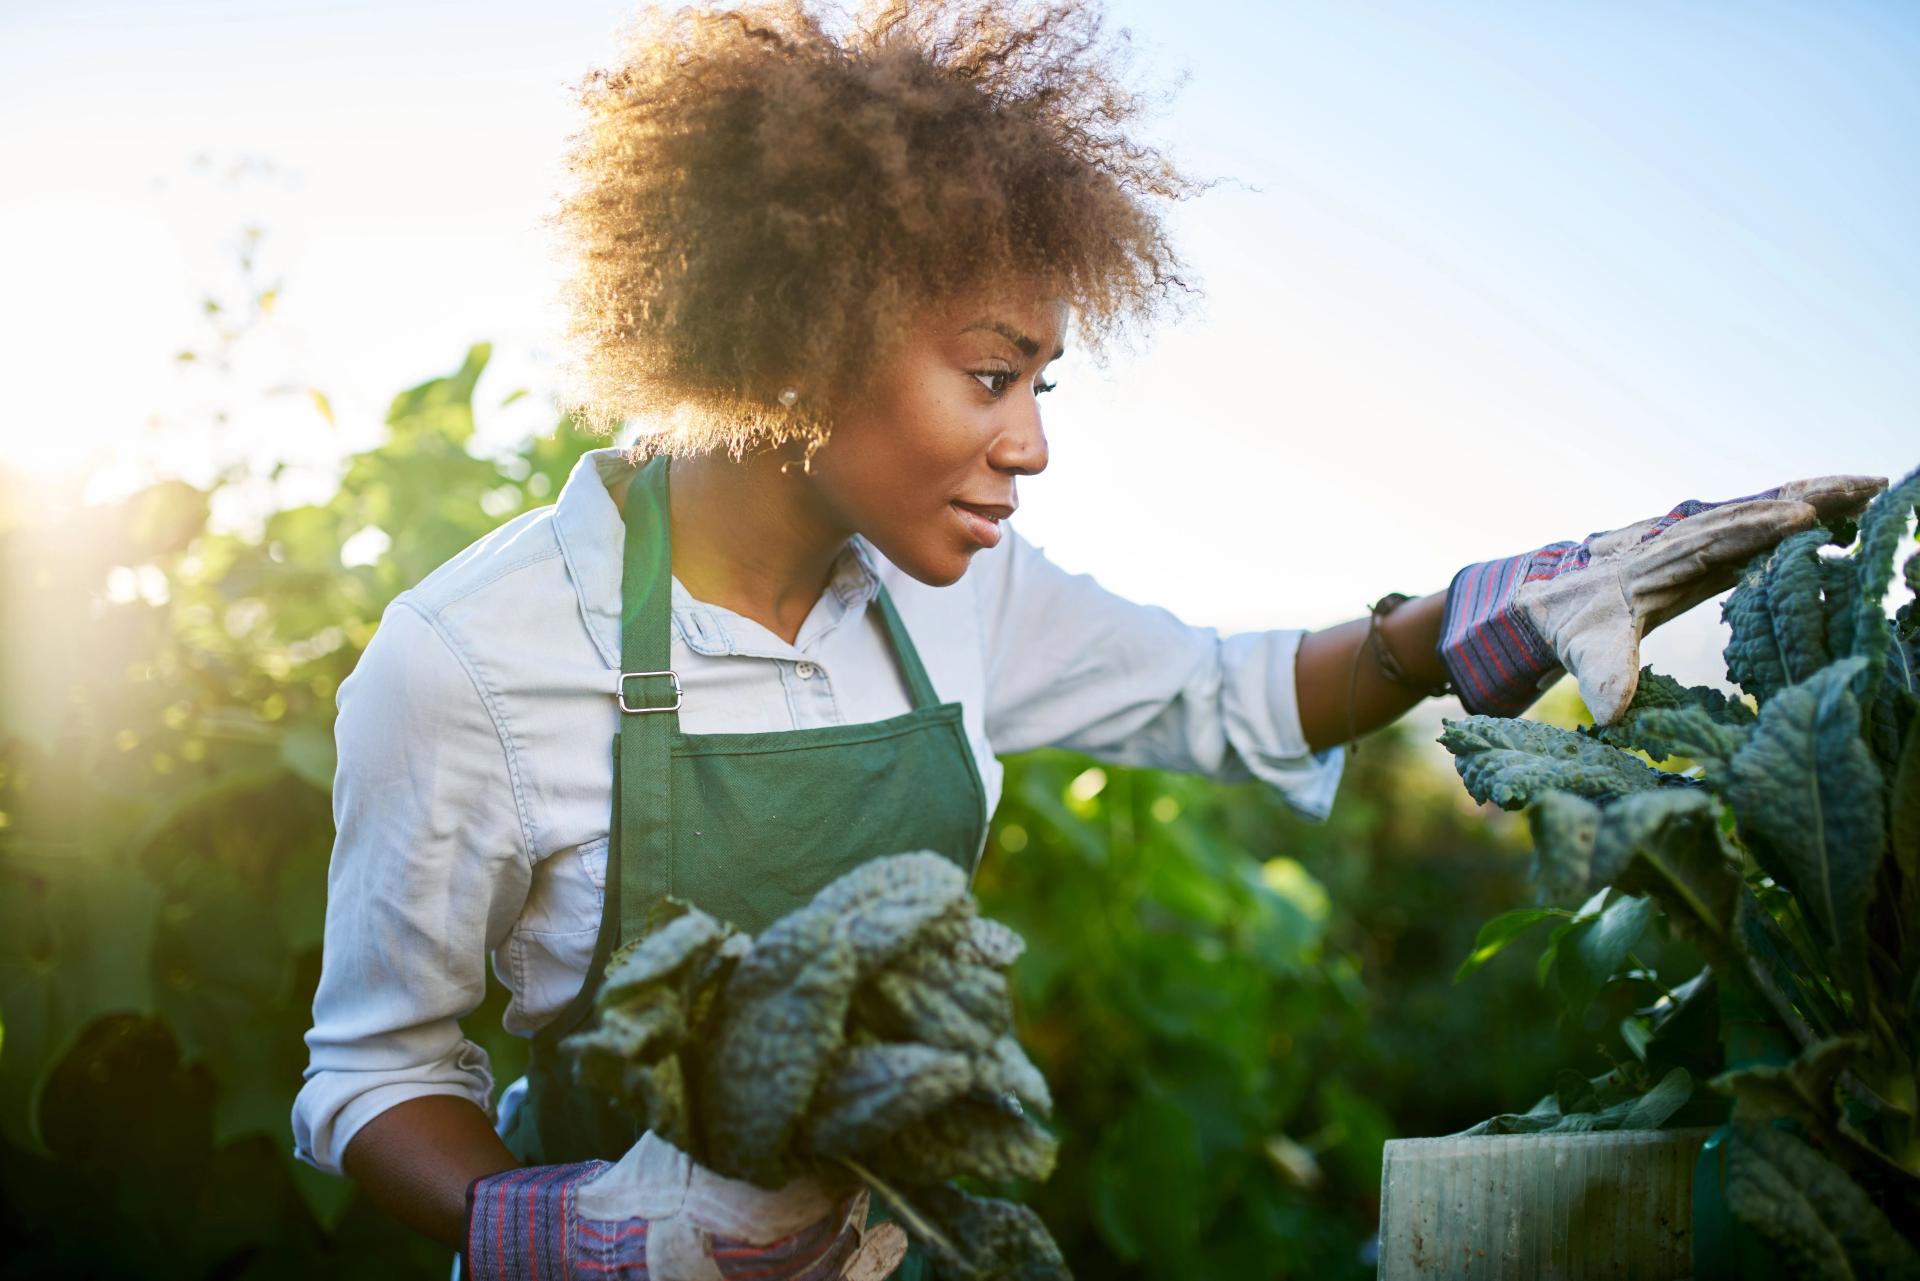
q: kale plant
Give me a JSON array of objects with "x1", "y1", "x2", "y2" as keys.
[
  {"x1": 1441, "y1": 465, "x2": 1920, "y2": 1277},
  {"x1": 561, "y1": 852, "x2": 1069, "y2": 1281}
]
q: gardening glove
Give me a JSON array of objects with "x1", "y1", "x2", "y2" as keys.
[
  {"x1": 1438, "y1": 474, "x2": 1885, "y2": 725},
  {"x1": 465, "y1": 1131, "x2": 908, "y2": 1281}
]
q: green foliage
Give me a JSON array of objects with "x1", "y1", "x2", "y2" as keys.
[
  {"x1": 1725, "y1": 658, "x2": 1885, "y2": 991},
  {"x1": 914, "y1": 1183, "x2": 1072, "y2": 1281},
  {"x1": 975, "y1": 740, "x2": 1569, "y2": 1281},
  {"x1": 1461, "y1": 1064, "x2": 1693, "y2": 1136},
  {"x1": 563, "y1": 853, "x2": 1064, "y2": 1280},
  {"x1": 1438, "y1": 715, "x2": 1680, "y2": 809},
  {"x1": 1723, "y1": 527, "x2": 1843, "y2": 705},
  {"x1": 1554, "y1": 894, "x2": 1653, "y2": 1014},
  {"x1": 1441, "y1": 463, "x2": 1920, "y2": 1270},
  {"x1": 1453, "y1": 906, "x2": 1573, "y2": 983},
  {"x1": 562, "y1": 901, "x2": 748, "y2": 1151},
  {"x1": 0, "y1": 344, "x2": 605, "y2": 1274},
  {"x1": 1593, "y1": 670, "x2": 1756, "y2": 774},
  {"x1": 1723, "y1": 1121, "x2": 1920, "y2": 1281}
]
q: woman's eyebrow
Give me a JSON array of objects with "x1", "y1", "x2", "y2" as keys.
[{"x1": 960, "y1": 319, "x2": 1066, "y2": 361}]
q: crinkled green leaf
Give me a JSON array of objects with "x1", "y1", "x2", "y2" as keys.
[
  {"x1": 1526, "y1": 792, "x2": 1602, "y2": 903},
  {"x1": 1594, "y1": 668, "x2": 1756, "y2": 768},
  {"x1": 961, "y1": 917, "x2": 1026, "y2": 969},
  {"x1": 561, "y1": 901, "x2": 747, "y2": 1152},
  {"x1": 1725, "y1": 557, "x2": 1792, "y2": 707},
  {"x1": 703, "y1": 910, "x2": 858, "y2": 1185},
  {"x1": 1712, "y1": 1037, "x2": 1862, "y2": 1138},
  {"x1": 1725, "y1": 657, "x2": 1886, "y2": 982},
  {"x1": 1439, "y1": 716, "x2": 1675, "y2": 810},
  {"x1": 972, "y1": 1035, "x2": 1053, "y2": 1117},
  {"x1": 1893, "y1": 722, "x2": 1920, "y2": 933},
  {"x1": 1605, "y1": 791, "x2": 1740, "y2": 952},
  {"x1": 1868, "y1": 629, "x2": 1918, "y2": 772},
  {"x1": 806, "y1": 850, "x2": 974, "y2": 978},
  {"x1": 916, "y1": 1182, "x2": 1072, "y2": 1281},
  {"x1": 1904, "y1": 547, "x2": 1920, "y2": 637},
  {"x1": 871, "y1": 1099, "x2": 1059, "y2": 1185},
  {"x1": 384, "y1": 341, "x2": 487, "y2": 442},
  {"x1": 1724, "y1": 528, "x2": 1837, "y2": 706},
  {"x1": 808, "y1": 1043, "x2": 974, "y2": 1159},
  {"x1": 1616, "y1": 706, "x2": 1753, "y2": 773},
  {"x1": 597, "y1": 902, "x2": 737, "y2": 1005},
  {"x1": 1724, "y1": 1119, "x2": 1920, "y2": 1281},
  {"x1": 568, "y1": 849, "x2": 1058, "y2": 1258},
  {"x1": 855, "y1": 948, "x2": 1011, "y2": 1053},
  {"x1": 1613, "y1": 669, "x2": 1742, "y2": 716},
  {"x1": 1853, "y1": 465, "x2": 1920, "y2": 681},
  {"x1": 1821, "y1": 556, "x2": 1865, "y2": 669}
]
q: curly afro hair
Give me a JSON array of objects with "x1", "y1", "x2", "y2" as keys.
[{"x1": 546, "y1": 0, "x2": 1200, "y2": 459}]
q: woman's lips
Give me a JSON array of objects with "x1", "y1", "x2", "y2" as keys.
[{"x1": 950, "y1": 500, "x2": 1009, "y2": 548}]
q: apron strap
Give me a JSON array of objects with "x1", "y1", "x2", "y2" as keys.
[
  {"x1": 871, "y1": 585, "x2": 940, "y2": 710},
  {"x1": 614, "y1": 454, "x2": 677, "y2": 941}
]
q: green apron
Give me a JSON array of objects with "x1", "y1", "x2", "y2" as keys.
[{"x1": 503, "y1": 453, "x2": 988, "y2": 1279}]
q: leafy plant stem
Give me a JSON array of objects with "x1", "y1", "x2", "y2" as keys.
[
  {"x1": 835, "y1": 1155, "x2": 959, "y2": 1259},
  {"x1": 1626, "y1": 950, "x2": 1678, "y2": 1004}
]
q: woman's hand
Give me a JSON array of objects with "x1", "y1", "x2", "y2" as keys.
[
  {"x1": 1440, "y1": 475, "x2": 1885, "y2": 724},
  {"x1": 464, "y1": 1131, "x2": 906, "y2": 1281}
]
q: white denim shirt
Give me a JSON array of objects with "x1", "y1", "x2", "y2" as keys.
[{"x1": 291, "y1": 446, "x2": 1343, "y2": 1176}]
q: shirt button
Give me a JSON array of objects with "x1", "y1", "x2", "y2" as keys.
[{"x1": 795, "y1": 661, "x2": 818, "y2": 680}]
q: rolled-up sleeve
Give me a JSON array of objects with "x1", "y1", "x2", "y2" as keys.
[
  {"x1": 291, "y1": 595, "x2": 535, "y2": 1176},
  {"x1": 974, "y1": 524, "x2": 1344, "y2": 820}
]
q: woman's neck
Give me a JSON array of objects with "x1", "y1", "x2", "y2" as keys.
[{"x1": 613, "y1": 450, "x2": 852, "y2": 647}]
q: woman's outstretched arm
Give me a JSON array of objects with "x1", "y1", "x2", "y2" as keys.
[
  {"x1": 1294, "y1": 591, "x2": 1449, "y2": 754},
  {"x1": 1294, "y1": 473, "x2": 1888, "y2": 753}
]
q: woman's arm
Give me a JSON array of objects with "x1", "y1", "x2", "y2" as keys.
[
  {"x1": 1294, "y1": 591, "x2": 1449, "y2": 754},
  {"x1": 292, "y1": 597, "x2": 537, "y2": 1244},
  {"x1": 1291, "y1": 475, "x2": 1889, "y2": 750},
  {"x1": 342, "y1": 1096, "x2": 520, "y2": 1253},
  {"x1": 971, "y1": 524, "x2": 1346, "y2": 819}
]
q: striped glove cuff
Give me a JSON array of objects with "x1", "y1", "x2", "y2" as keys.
[
  {"x1": 1438, "y1": 547, "x2": 1569, "y2": 717},
  {"x1": 465, "y1": 1160, "x2": 612, "y2": 1281}
]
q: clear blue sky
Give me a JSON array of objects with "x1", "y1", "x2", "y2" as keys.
[{"x1": 4, "y1": 0, "x2": 1915, "y2": 692}]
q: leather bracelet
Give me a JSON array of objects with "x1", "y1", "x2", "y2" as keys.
[
  {"x1": 1346, "y1": 593, "x2": 1455, "y2": 755},
  {"x1": 1367, "y1": 592, "x2": 1455, "y2": 698}
]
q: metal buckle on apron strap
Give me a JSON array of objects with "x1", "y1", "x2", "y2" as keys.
[{"x1": 616, "y1": 669, "x2": 682, "y2": 713}]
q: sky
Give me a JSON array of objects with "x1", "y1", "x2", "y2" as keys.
[{"x1": 4, "y1": 0, "x2": 1916, "y2": 699}]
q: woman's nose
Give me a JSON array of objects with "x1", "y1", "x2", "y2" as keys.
[{"x1": 991, "y1": 401, "x2": 1049, "y2": 477}]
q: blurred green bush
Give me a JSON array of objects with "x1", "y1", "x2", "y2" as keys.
[{"x1": 0, "y1": 346, "x2": 1579, "y2": 1278}]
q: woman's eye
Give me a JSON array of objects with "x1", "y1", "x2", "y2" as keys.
[
  {"x1": 971, "y1": 369, "x2": 1016, "y2": 396},
  {"x1": 970, "y1": 369, "x2": 1056, "y2": 397}
]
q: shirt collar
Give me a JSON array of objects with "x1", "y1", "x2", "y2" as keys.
[{"x1": 551, "y1": 445, "x2": 883, "y2": 668}]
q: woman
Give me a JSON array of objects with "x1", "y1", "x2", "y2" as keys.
[{"x1": 291, "y1": 3, "x2": 1880, "y2": 1278}]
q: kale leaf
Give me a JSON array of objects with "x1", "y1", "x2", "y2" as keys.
[{"x1": 560, "y1": 850, "x2": 1068, "y2": 1278}]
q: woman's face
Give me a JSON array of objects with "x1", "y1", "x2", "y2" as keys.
[{"x1": 804, "y1": 291, "x2": 1068, "y2": 587}]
